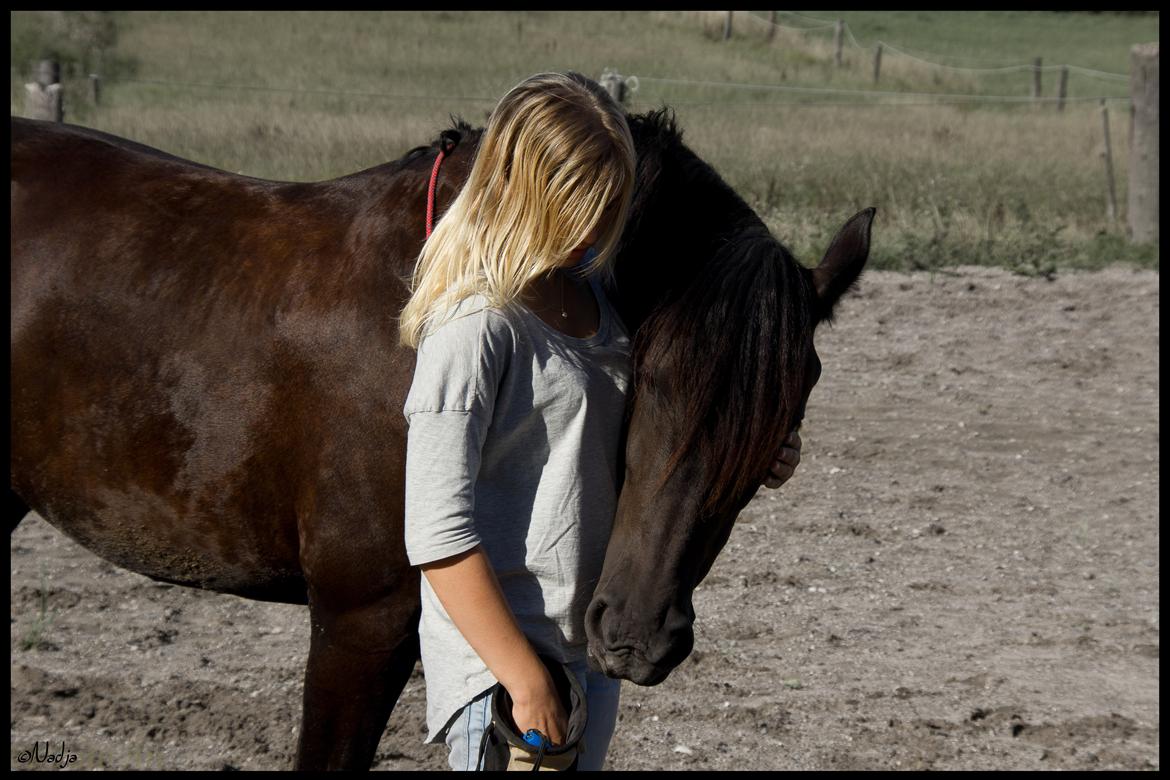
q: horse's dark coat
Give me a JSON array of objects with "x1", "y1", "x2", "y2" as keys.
[{"x1": 9, "y1": 112, "x2": 871, "y2": 769}]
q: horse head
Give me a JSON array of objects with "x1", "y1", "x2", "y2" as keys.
[{"x1": 586, "y1": 109, "x2": 874, "y2": 685}]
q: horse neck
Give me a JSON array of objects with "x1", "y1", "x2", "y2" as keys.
[
  {"x1": 613, "y1": 144, "x2": 763, "y2": 335},
  {"x1": 346, "y1": 134, "x2": 482, "y2": 285}
]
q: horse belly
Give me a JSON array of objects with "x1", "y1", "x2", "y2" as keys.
[{"x1": 10, "y1": 271, "x2": 307, "y2": 604}]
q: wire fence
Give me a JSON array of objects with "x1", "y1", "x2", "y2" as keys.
[
  {"x1": 736, "y1": 10, "x2": 1132, "y2": 81},
  {"x1": 17, "y1": 11, "x2": 1139, "y2": 113},
  {"x1": 86, "y1": 71, "x2": 1129, "y2": 113},
  {"x1": 113, "y1": 77, "x2": 500, "y2": 104},
  {"x1": 627, "y1": 74, "x2": 1129, "y2": 107}
]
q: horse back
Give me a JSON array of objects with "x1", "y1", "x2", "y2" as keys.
[{"x1": 10, "y1": 117, "x2": 428, "y2": 605}]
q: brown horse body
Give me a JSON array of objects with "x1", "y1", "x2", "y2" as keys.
[
  {"x1": 10, "y1": 114, "x2": 873, "y2": 769},
  {"x1": 11, "y1": 117, "x2": 455, "y2": 767}
]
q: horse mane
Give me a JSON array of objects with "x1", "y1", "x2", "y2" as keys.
[
  {"x1": 625, "y1": 113, "x2": 815, "y2": 520},
  {"x1": 403, "y1": 115, "x2": 481, "y2": 162},
  {"x1": 623, "y1": 107, "x2": 684, "y2": 240},
  {"x1": 408, "y1": 107, "x2": 812, "y2": 519}
]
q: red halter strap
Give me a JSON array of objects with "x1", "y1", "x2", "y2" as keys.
[{"x1": 426, "y1": 135, "x2": 458, "y2": 238}]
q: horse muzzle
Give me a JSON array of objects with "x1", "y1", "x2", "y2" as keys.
[{"x1": 584, "y1": 598, "x2": 694, "y2": 686}]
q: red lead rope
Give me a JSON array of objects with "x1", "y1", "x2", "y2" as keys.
[
  {"x1": 426, "y1": 136, "x2": 457, "y2": 238},
  {"x1": 425, "y1": 149, "x2": 445, "y2": 238}
]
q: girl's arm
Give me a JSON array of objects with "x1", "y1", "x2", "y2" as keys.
[
  {"x1": 404, "y1": 310, "x2": 566, "y2": 742},
  {"x1": 421, "y1": 545, "x2": 569, "y2": 746}
]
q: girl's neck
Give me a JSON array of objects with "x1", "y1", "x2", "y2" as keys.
[{"x1": 520, "y1": 268, "x2": 600, "y2": 339}]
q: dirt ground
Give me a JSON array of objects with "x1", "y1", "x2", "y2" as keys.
[{"x1": 10, "y1": 265, "x2": 1159, "y2": 771}]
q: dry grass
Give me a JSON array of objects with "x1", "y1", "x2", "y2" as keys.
[{"x1": 9, "y1": 10, "x2": 1158, "y2": 270}]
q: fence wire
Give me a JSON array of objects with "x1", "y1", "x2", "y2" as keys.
[
  {"x1": 102, "y1": 73, "x2": 1129, "y2": 110},
  {"x1": 115, "y1": 77, "x2": 499, "y2": 103},
  {"x1": 81, "y1": 11, "x2": 1135, "y2": 112},
  {"x1": 631, "y1": 74, "x2": 1127, "y2": 105},
  {"x1": 737, "y1": 11, "x2": 1132, "y2": 81}
]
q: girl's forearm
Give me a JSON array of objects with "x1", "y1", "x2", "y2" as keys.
[{"x1": 420, "y1": 545, "x2": 551, "y2": 703}]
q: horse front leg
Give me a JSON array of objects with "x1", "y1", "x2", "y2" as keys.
[{"x1": 294, "y1": 594, "x2": 421, "y2": 770}]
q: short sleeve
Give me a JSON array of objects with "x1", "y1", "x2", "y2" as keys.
[{"x1": 403, "y1": 306, "x2": 514, "y2": 566}]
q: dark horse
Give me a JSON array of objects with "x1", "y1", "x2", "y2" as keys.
[{"x1": 10, "y1": 111, "x2": 872, "y2": 769}]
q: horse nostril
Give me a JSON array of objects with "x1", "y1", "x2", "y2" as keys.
[
  {"x1": 587, "y1": 596, "x2": 623, "y2": 652},
  {"x1": 585, "y1": 597, "x2": 607, "y2": 635}
]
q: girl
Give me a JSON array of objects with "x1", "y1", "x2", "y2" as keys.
[{"x1": 398, "y1": 71, "x2": 801, "y2": 771}]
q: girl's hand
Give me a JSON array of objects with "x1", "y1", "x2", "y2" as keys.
[
  {"x1": 763, "y1": 430, "x2": 802, "y2": 489},
  {"x1": 508, "y1": 669, "x2": 568, "y2": 747}
]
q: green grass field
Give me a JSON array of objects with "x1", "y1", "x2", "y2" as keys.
[{"x1": 10, "y1": 10, "x2": 1159, "y2": 272}]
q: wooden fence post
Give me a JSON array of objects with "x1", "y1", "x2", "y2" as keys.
[
  {"x1": 24, "y1": 59, "x2": 63, "y2": 122},
  {"x1": 1031, "y1": 57, "x2": 1042, "y2": 102},
  {"x1": 834, "y1": 20, "x2": 844, "y2": 67},
  {"x1": 873, "y1": 43, "x2": 883, "y2": 84},
  {"x1": 1127, "y1": 42, "x2": 1158, "y2": 244},
  {"x1": 723, "y1": 11, "x2": 733, "y2": 41},
  {"x1": 89, "y1": 73, "x2": 101, "y2": 106},
  {"x1": 600, "y1": 70, "x2": 625, "y2": 105},
  {"x1": 35, "y1": 59, "x2": 58, "y2": 88},
  {"x1": 1057, "y1": 65, "x2": 1069, "y2": 112},
  {"x1": 1100, "y1": 100, "x2": 1119, "y2": 225},
  {"x1": 1128, "y1": 101, "x2": 1134, "y2": 151},
  {"x1": 767, "y1": 11, "x2": 776, "y2": 42}
]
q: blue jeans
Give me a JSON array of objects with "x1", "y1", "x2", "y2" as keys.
[{"x1": 444, "y1": 660, "x2": 621, "y2": 771}]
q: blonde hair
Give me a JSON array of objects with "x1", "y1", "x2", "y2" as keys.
[{"x1": 398, "y1": 71, "x2": 637, "y2": 349}]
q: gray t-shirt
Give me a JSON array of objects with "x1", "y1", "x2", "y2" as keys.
[{"x1": 403, "y1": 272, "x2": 633, "y2": 743}]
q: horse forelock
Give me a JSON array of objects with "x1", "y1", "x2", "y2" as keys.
[{"x1": 631, "y1": 230, "x2": 814, "y2": 519}]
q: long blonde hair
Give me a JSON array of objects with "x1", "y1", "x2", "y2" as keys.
[{"x1": 398, "y1": 71, "x2": 637, "y2": 349}]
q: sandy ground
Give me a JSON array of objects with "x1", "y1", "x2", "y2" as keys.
[{"x1": 10, "y1": 265, "x2": 1159, "y2": 771}]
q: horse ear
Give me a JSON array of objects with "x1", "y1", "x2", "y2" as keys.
[{"x1": 811, "y1": 207, "x2": 876, "y2": 322}]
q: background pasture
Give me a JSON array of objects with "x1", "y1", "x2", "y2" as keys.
[
  {"x1": 9, "y1": 10, "x2": 1160, "y2": 272},
  {"x1": 9, "y1": 10, "x2": 1160, "y2": 772}
]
